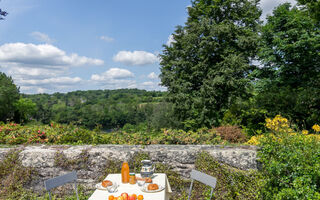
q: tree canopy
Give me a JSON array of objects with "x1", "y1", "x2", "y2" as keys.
[
  {"x1": 0, "y1": 6, "x2": 7, "y2": 20},
  {"x1": 0, "y1": 72, "x2": 20, "y2": 122},
  {"x1": 256, "y1": 3, "x2": 320, "y2": 128},
  {"x1": 297, "y1": 0, "x2": 320, "y2": 22},
  {"x1": 160, "y1": 0, "x2": 262, "y2": 129}
]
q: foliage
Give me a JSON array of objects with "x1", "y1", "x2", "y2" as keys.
[
  {"x1": 159, "y1": 0, "x2": 262, "y2": 129},
  {"x1": 102, "y1": 127, "x2": 223, "y2": 145},
  {"x1": 24, "y1": 89, "x2": 169, "y2": 129},
  {"x1": 247, "y1": 115, "x2": 320, "y2": 145},
  {"x1": 0, "y1": 72, "x2": 20, "y2": 122},
  {"x1": 253, "y1": 115, "x2": 320, "y2": 199},
  {"x1": 214, "y1": 125, "x2": 247, "y2": 143},
  {"x1": 0, "y1": 7, "x2": 7, "y2": 20},
  {"x1": 312, "y1": 124, "x2": 320, "y2": 132},
  {"x1": 54, "y1": 149, "x2": 90, "y2": 170},
  {"x1": 0, "y1": 122, "x2": 232, "y2": 145},
  {"x1": 0, "y1": 149, "x2": 36, "y2": 199},
  {"x1": 0, "y1": 150, "x2": 262, "y2": 200},
  {"x1": 0, "y1": 122, "x2": 101, "y2": 145},
  {"x1": 256, "y1": 3, "x2": 320, "y2": 129},
  {"x1": 156, "y1": 163, "x2": 190, "y2": 199},
  {"x1": 297, "y1": 0, "x2": 320, "y2": 22},
  {"x1": 222, "y1": 95, "x2": 268, "y2": 136},
  {"x1": 192, "y1": 152, "x2": 263, "y2": 200},
  {"x1": 14, "y1": 98, "x2": 37, "y2": 123},
  {"x1": 4, "y1": 184, "x2": 91, "y2": 200}
]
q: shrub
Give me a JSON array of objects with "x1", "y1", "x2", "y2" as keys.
[
  {"x1": 0, "y1": 122, "x2": 228, "y2": 145},
  {"x1": 0, "y1": 149, "x2": 36, "y2": 199},
  {"x1": 101, "y1": 128, "x2": 223, "y2": 145},
  {"x1": 193, "y1": 152, "x2": 263, "y2": 200},
  {"x1": 258, "y1": 116, "x2": 320, "y2": 199},
  {"x1": 214, "y1": 125, "x2": 247, "y2": 143}
]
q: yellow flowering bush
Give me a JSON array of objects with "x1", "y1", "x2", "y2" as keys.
[
  {"x1": 247, "y1": 115, "x2": 320, "y2": 145},
  {"x1": 246, "y1": 135, "x2": 264, "y2": 145},
  {"x1": 265, "y1": 115, "x2": 292, "y2": 133},
  {"x1": 312, "y1": 124, "x2": 320, "y2": 132}
]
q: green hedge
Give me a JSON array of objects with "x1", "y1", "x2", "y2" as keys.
[{"x1": 258, "y1": 132, "x2": 320, "y2": 199}]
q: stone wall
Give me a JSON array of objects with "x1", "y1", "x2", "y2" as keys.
[{"x1": 0, "y1": 145, "x2": 258, "y2": 193}]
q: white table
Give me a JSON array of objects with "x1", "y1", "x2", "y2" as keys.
[{"x1": 89, "y1": 173, "x2": 172, "y2": 200}]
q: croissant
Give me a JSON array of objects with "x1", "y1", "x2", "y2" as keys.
[
  {"x1": 148, "y1": 183, "x2": 159, "y2": 190},
  {"x1": 102, "y1": 180, "x2": 113, "y2": 187}
]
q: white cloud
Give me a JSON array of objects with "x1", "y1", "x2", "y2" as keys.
[
  {"x1": 91, "y1": 68, "x2": 134, "y2": 81},
  {"x1": 100, "y1": 35, "x2": 114, "y2": 42},
  {"x1": 90, "y1": 68, "x2": 137, "y2": 90},
  {"x1": 31, "y1": 31, "x2": 54, "y2": 43},
  {"x1": 141, "y1": 81, "x2": 155, "y2": 86},
  {"x1": 37, "y1": 87, "x2": 46, "y2": 93},
  {"x1": 147, "y1": 72, "x2": 158, "y2": 79},
  {"x1": 113, "y1": 50, "x2": 159, "y2": 66},
  {"x1": 0, "y1": 42, "x2": 105, "y2": 94},
  {"x1": 18, "y1": 76, "x2": 82, "y2": 86},
  {"x1": 137, "y1": 81, "x2": 166, "y2": 91},
  {"x1": 8, "y1": 67, "x2": 63, "y2": 78},
  {"x1": 260, "y1": 0, "x2": 296, "y2": 20},
  {"x1": 0, "y1": 43, "x2": 104, "y2": 67},
  {"x1": 166, "y1": 35, "x2": 175, "y2": 46}
]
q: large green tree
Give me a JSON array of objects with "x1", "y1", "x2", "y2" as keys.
[
  {"x1": 256, "y1": 3, "x2": 320, "y2": 128},
  {"x1": 14, "y1": 98, "x2": 36, "y2": 123},
  {"x1": 0, "y1": 72, "x2": 20, "y2": 122},
  {"x1": 297, "y1": 0, "x2": 320, "y2": 22},
  {"x1": 160, "y1": 0, "x2": 261, "y2": 129}
]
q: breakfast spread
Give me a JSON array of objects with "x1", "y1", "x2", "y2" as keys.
[{"x1": 96, "y1": 160, "x2": 166, "y2": 200}]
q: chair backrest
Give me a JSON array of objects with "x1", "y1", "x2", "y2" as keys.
[
  {"x1": 44, "y1": 171, "x2": 78, "y2": 200},
  {"x1": 190, "y1": 169, "x2": 217, "y2": 188},
  {"x1": 188, "y1": 169, "x2": 217, "y2": 200}
]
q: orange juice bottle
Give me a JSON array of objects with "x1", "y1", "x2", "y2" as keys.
[{"x1": 121, "y1": 161, "x2": 130, "y2": 183}]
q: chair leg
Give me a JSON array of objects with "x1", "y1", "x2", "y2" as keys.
[
  {"x1": 188, "y1": 180, "x2": 194, "y2": 200},
  {"x1": 48, "y1": 191, "x2": 52, "y2": 200},
  {"x1": 210, "y1": 188, "x2": 214, "y2": 199},
  {"x1": 75, "y1": 182, "x2": 79, "y2": 200}
]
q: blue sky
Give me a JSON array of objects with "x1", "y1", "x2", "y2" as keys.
[{"x1": 0, "y1": 0, "x2": 295, "y2": 94}]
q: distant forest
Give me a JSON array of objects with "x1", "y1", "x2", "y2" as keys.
[{"x1": 23, "y1": 89, "x2": 174, "y2": 130}]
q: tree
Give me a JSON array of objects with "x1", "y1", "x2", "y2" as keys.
[
  {"x1": 159, "y1": 0, "x2": 262, "y2": 129},
  {"x1": 0, "y1": 8, "x2": 7, "y2": 20},
  {"x1": 256, "y1": 3, "x2": 320, "y2": 128},
  {"x1": 14, "y1": 98, "x2": 36, "y2": 123},
  {"x1": 0, "y1": 72, "x2": 20, "y2": 122},
  {"x1": 0, "y1": 0, "x2": 8, "y2": 20},
  {"x1": 297, "y1": 0, "x2": 320, "y2": 22}
]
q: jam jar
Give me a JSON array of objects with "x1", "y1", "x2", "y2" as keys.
[{"x1": 129, "y1": 172, "x2": 136, "y2": 184}]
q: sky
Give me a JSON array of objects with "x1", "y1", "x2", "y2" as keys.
[{"x1": 0, "y1": 0, "x2": 296, "y2": 94}]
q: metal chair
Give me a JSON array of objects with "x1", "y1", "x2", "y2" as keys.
[
  {"x1": 188, "y1": 169, "x2": 217, "y2": 200},
  {"x1": 44, "y1": 171, "x2": 79, "y2": 200}
]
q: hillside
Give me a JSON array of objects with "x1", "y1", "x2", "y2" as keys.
[{"x1": 23, "y1": 89, "x2": 166, "y2": 129}]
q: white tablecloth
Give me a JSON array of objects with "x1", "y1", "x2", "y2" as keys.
[{"x1": 88, "y1": 173, "x2": 172, "y2": 200}]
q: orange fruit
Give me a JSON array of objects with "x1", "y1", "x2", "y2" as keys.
[
  {"x1": 108, "y1": 195, "x2": 115, "y2": 200},
  {"x1": 132, "y1": 194, "x2": 137, "y2": 200},
  {"x1": 137, "y1": 195, "x2": 144, "y2": 200}
]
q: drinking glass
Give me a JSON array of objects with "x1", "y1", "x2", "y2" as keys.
[{"x1": 137, "y1": 179, "x2": 145, "y2": 187}]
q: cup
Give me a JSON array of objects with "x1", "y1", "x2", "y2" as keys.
[
  {"x1": 137, "y1": 179, "x2": 145, "y2": 187},
  {"x1": 107, "y1": 182, "x2": 118, "y2": 193}
]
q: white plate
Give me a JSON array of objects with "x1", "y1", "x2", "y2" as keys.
[
  {"x1": 95, "y1": 182, "x2": 118, "y2": 193},
  {"x1": 141, "y1": 184, "x2": 165, "y2": 193},
  {"x1": 95, "y1": 183, "x2": 108, "y2": 190}
]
